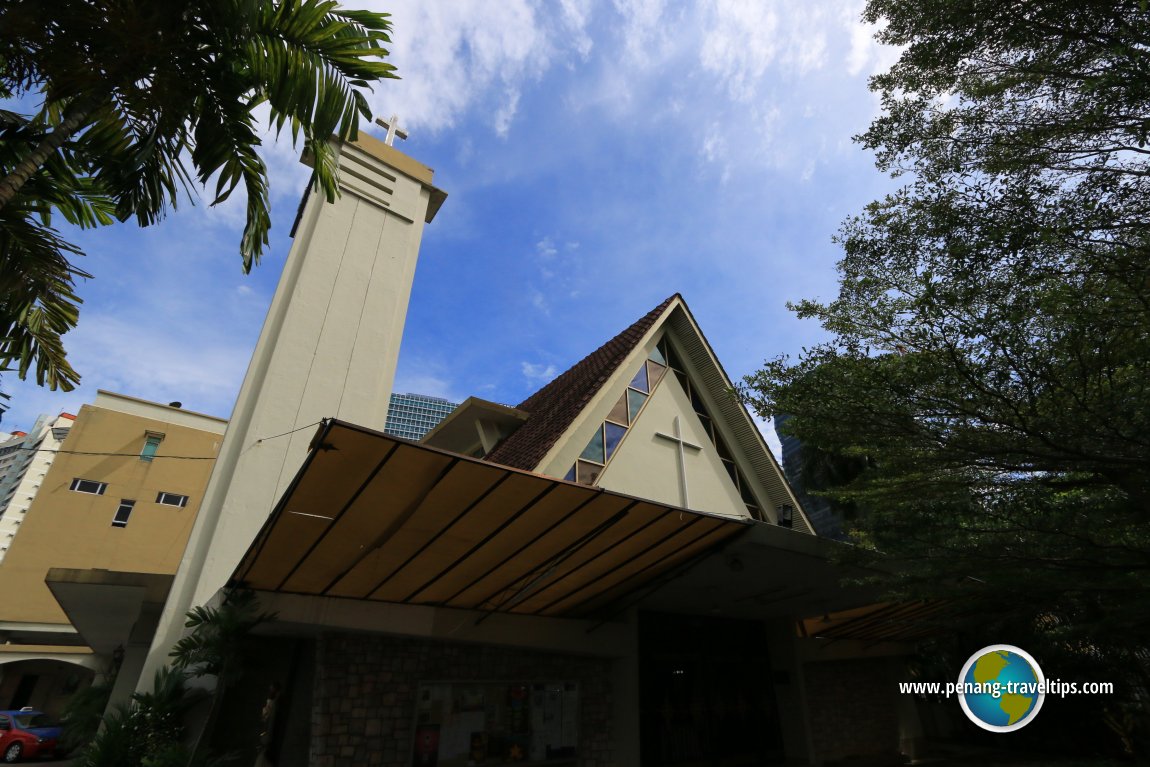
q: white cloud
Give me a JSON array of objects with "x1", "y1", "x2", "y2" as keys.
[
  {"x1": 68, "y1": 314, "x2": 251, "y2": 419},
  {"x1": 699, "y1": 0, "x2": 781, "y2": 102},
  {"x1": 532, "y1": 234, "x2": 586, "y2": 287},
  {"x1": 536, "y1": 237, "x2": 559, "y2": 260},
  {"x1": 362, "y1": 1, "x2": 593, "y2": 137},
  {"x1": 611, "y1": 0, "x2": 670, "y2": 64},
  {"x1": 560, "y1": 0, "x2": 596, "y2": 59},
  {"x1": 843, "y1": 4, "x2": 900, "y2": 79},
  {"x1": 3, "y1": 0, "x2": 903, "y2": 439},
  {"x1": 0, "y1": 388, "x2": 88, "y2": 435},
  {"x1": 392, "y1": 371, "x2": 462, "y2": 403},
  {"x1": 846, "y1": 16, "x2": 877, "y2": 77},
  {"x1": 521, "y1": 361, "x2": 558, "y2": 385},
  {"x1": 783, "y1": 6, "x2": 829, "y2": 74},
  {"x1": 701, "y1": 122, "x2": 725, "y2": 164},
  {"x1": 494, "y1": 88, "x2": 521, "y2": 137}
]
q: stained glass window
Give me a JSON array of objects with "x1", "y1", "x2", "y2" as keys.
[
  {"x1": 580, "y1": 428, "x2": 605, "y2": 463},
  {"x1": 647, "y1": 360, "x2": 667, "y2": 388},
  {"x1": 563, "y1": 334, "x2": 759, "y2": 504},
  {"x1": 607, "y1": 394, "x2": 629, "y2": 426},
  {"x1": 576, "y1": 460, "x2": 602, "y2": 485},
  {"x1": 604, "y1": 422, "x2": 626, "y2": 460},
  {"x1": 564, "y1": 342, "x2": 670, "y2": 486},
  {"x1": 626, "y1": 389, "x2": 647, "y2": 422},
  {"x1": 629, "y1": 365, "x2": 649, "y2": 394}
]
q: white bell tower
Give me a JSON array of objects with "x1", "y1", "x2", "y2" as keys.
[{"x1": 136, "y1": 130, "x2": 446, "y2": 686}]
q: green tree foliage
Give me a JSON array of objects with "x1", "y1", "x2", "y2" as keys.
[
  {"x1": 743, "y1": 0, "x2": 1150, "y2": 642},
  {"x1": 80, "y1": 593, "x2": 274, "y2": 766},
  {"x1": 75, "y1": 667, "x2": 208, "y2": 767},
  {"x1": 59, "y1": 679, "x2": 114, "y2": 754},
  {"x1": 170, "y1": 590, "x2": 275, "y2": 761},
  {"x1": 170, "y1": 589, "x2": 276, "y2": 687},
  {"x1": 0, "y1": 0, "x2": 398, "y2": 394}
]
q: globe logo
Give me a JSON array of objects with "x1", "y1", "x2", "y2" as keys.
[{"x1": 957, "y1": 645, "x2": 1046, "y2": 732}]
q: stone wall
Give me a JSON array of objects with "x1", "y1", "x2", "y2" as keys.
[
  {"x1": 804, "y1": 658, "x2": 900, "y2": 764},
  {"x1": 311, "y1": 633, "x2": 614, "y2": 767}
]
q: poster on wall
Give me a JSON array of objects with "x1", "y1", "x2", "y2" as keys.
[
  {"x1": 413, "y1": 724, "x2": 439, "y2": 767},
  {"x1": 412, "y1": 681, "x2": 579, "y2": 766}
]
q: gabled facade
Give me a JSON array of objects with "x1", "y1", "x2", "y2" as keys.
[{"x1": 428, "y1": 295, "x2": 813, "y2": 532}]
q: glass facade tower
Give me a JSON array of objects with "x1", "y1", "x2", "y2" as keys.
[{"x1": 383, "y1": 393, "x2": 459, "y2": 442}]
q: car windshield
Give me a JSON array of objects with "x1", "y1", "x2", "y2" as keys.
[{"x1": 12, "y1": 713, "x2": 53, "y2": 728}]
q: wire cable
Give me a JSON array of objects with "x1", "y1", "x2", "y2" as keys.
[{"x1": 0, "y1": 420, "x2": 325, "y2": 460}]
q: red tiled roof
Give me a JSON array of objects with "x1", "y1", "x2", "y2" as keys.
[{"x1": 483, "y1": 295, "x2": 678, "y2": 471}]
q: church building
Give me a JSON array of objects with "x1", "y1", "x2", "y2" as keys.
[{"x1": 94, "y1": 125, "x2": 926, "y2": 766}]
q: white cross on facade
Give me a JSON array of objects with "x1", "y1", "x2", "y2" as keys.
[
  {"x1": 375, "y1": 114, "x2": 408, "y2": 146},
  {"x1": 655, "y1": 416, "x2": 702, "y2": 508}
]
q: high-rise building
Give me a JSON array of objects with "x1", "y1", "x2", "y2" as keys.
[
  {"x1": 0, "y1": 412, "x2": 76, "y2": 561},
  {"x1": 773, "y1": 413, "x2": 844, "y2": 539},
  {"x1": 383, "y1": 392, "x2": 459, "y2": 441}
]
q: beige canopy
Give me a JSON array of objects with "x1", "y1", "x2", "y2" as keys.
[{"x1": 233, "y1": 420, "x2": 750, "y2": 619}]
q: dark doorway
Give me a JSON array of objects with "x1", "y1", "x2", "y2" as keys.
[
  {"x1": 208, "y1": 637, "x2": 315, "y2": 767},
  {"x1": 8, "y1": 675, "x2": 38, "y2": 710},
  {"x1": 639, "y1": 612, "x2": 784, "y2": 767}
]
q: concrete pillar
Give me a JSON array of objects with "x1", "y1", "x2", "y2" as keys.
[
  {"x1": 765, "y1": 620, "x2": 816, "y2": 765},
  {"x1": 895, "y1": 658, "x2": 926, "y2": 761},
  {"x1": 610, "y1": 611, "x2": 641, "y2": 766},
  {"x1": 105, "y1": 604, "x2": 165, "y2": 716}
]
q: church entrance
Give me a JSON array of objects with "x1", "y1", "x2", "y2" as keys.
[{"x1": 638, "y1": 612, "x2": 784, "y2": 766}]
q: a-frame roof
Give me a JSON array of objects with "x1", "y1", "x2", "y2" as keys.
[
  {"x1": 484, "y1": 295, "x2": 676, "y2": 470},
  {"x1": 482, "y1": 294, "x2": 815, "y2": 534}
]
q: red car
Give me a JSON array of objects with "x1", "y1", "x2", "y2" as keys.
[{"x1": 0, "y1": 709, "x2": 62, "y2": 763}]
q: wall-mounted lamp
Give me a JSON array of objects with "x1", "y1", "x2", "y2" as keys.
[{"x1": 777, "y1": 504, "x2": 794, "y2": 529}]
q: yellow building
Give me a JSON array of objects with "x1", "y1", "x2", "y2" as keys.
[{"x1": 0, "y1": 391, "x2": 225, "y2": 716}]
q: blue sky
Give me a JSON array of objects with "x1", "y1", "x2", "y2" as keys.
[{"x1": 4, "y1": 0, "x2": 899, "y2": 456}]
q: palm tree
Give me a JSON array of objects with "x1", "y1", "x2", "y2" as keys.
[{"x1": 0, "y1": 0, "x2": 398, "y2": 394}]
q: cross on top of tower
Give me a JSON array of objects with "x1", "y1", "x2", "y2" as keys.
[{"x1": 375, "y1": 114, "x2": 408, "y2": 146}]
